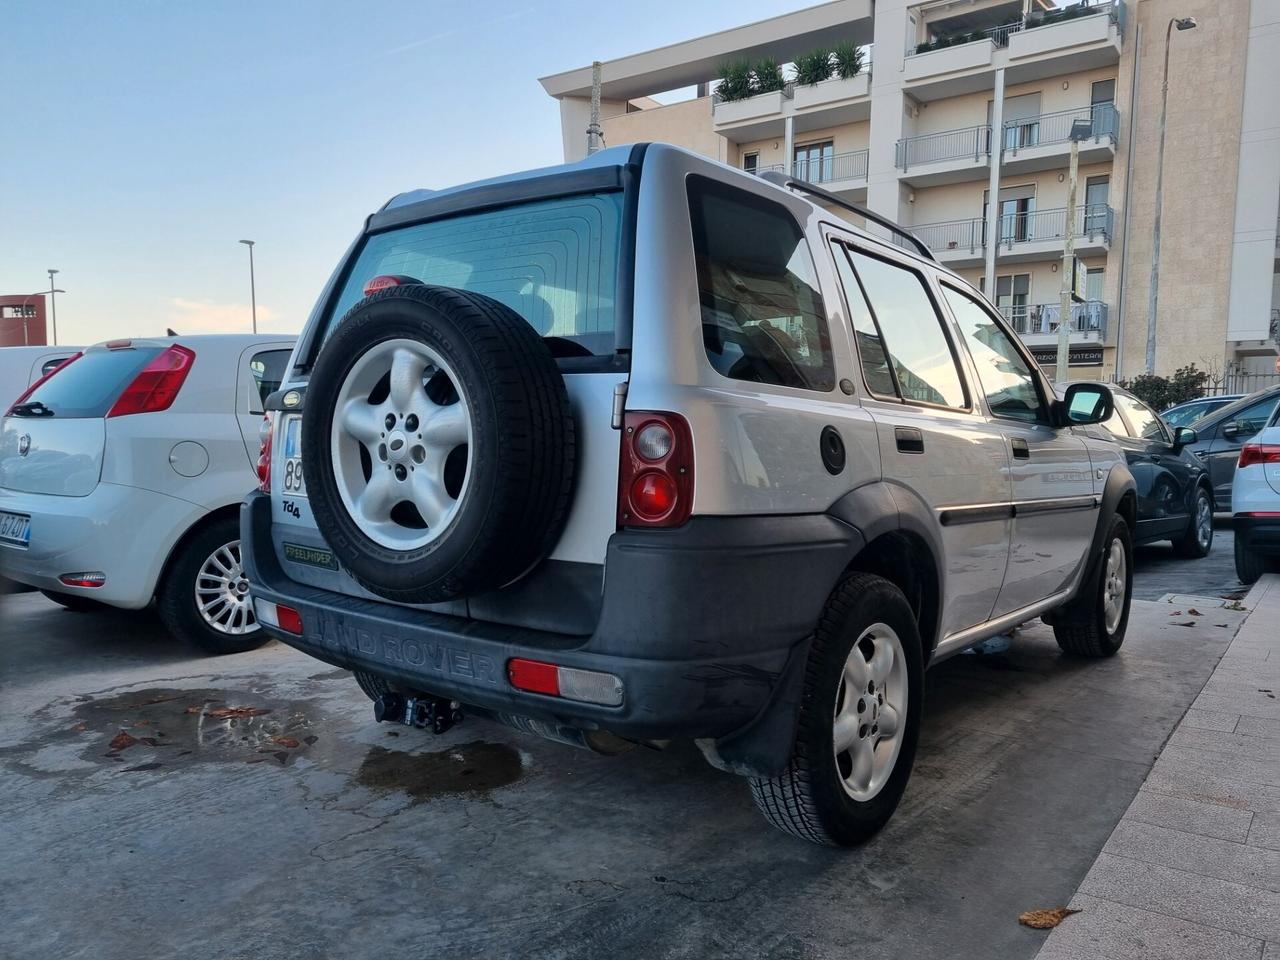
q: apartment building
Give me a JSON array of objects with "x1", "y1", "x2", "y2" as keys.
[
  {"x1": 0, "y1": 294, "x2": 48, "y2": 347},
  {"x1": 540, "y1": 0, "x2": 1280, "y2": 382}
]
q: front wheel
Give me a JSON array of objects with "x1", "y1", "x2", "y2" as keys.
[
  {"x1": 1172, "y1": 488, "x2": 1214, "y2": 558},
  {"x1": 157, "y1": 517, "x2": 269, "y2": 656},
  {"x1": 750, "y1": 573, "x2": 924, "y2": 846},
  {"x1": 1052, "y1": 514, "x2": 1133, "y2": 657}
]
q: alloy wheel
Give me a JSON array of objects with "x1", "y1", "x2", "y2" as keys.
[
  {"x1": 195, "y1": 540, "x2": 258, "y2": 635},
  {"x1": 1102, "y1": 537, "x2": 1127, "y2": 634},
  {"x1": 833, "y1": 622, "x2": 908, "y2": 802}
]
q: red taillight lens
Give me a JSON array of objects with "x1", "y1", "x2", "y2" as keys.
[
  {"x1": 6, "y1": 352, "x2": 82, "y2": 414},
  {"x1": 618, "y1": 411, "x2": 693, "y2": 528},
  {"x1": 276, "y1": 605, "x2": 304, "y2": 635},
  {"x1": 106, "y1": 344, "x2": 195, "y2": 418},
  {"x1": 257, "y1": 413, "x2": 273, "y2": 493},
  {"x1": 1239, "y1": 444, "x2": 1280, "y2": 468},
  {"x1": 59, "y1": 572, "x2": 106, "y2": 588}
]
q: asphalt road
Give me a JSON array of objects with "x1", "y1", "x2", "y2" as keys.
[
  {"x1": 1131, "y1": 520, "x2": 1245, "y2": 602},
  {"x1": 0, "y1": 583, "x2": 1250, "y2": 960}
]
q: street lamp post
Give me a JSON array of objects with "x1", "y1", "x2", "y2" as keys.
[
  {"x1": 1056, "y1": 119, "x2": 1095, "y2": 376},
  {"x1": 12, "y1": 290, "x2": 63, "y2": 346},
  {"x1": 1144, "y1": 16, "x2": 1198, "y2": 374},
  {"x1": 47, "y1": 269, "x2": 60, "y2": 345},
  {"x1": 239, "y1": 239, "x2": 257, "y2": 334}
]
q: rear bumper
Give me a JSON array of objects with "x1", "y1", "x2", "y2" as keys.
[
  {"x1": 1235, "y1": 514, "x2": 1280, "y2": 556},
  {"x1": 0, "y1": 482, "x2": 198, "y2": 608},
  {"x1": 241, "y1": 492, "x2": 863, "y2": 768}
]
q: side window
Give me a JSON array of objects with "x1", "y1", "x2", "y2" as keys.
[
  {"x1": 941, "y1": 285, "x2": 1044, "y2": 422},
  {"x1": 831, "y1": 242, "x2": 896, "y2": 398},
  {"x1": 688, "y1": 176, "x2": 834, "y2": 392},
  {"x1": 1223, "y1": 395, "x2": 1280, "y2": 439},
  {"x1": 248, "y1": 349, "x2": 291, "y2": 413},
  {"x1": 842, "y1": 248, "x2": 967, "y2": 409},
  {"x1": 1113, "y1": 393, "x2": 1168, "y2": 442}
]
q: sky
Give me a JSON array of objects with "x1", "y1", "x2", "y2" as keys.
[{"x1": 2, "y1": 0, "x2": 803, "y2": 346}]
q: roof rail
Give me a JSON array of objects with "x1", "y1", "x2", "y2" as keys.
[{"x1": 759, "y1": 170, "x2": 936, "y2": 262}]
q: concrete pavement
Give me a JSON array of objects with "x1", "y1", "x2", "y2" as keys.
[{"x1": 1037, "y1": 575, "x2": 1280, "y2": 960}]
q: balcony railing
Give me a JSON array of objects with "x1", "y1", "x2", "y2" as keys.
[
  {"x1": 793, "y1": 150, "x2": 870, "y2": 184},
  {"x1": 906, "y1": 0, "x2": 1119, "y2": 57},
  {"x1": 911, "y1": 204, "x2": 1115, "y2": 253},
  {"x1": 895, "y1": 125, "x2": 991, "y2": 169},
  {"x1": 1003, "y1": 102, "x2": 1119, "y2": 152},
  {"x1": 1003, "y1": 301, "x2": 1108, "y2": 336}
]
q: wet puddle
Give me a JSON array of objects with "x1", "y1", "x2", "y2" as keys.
[{"x1": 356, "y1": 741, "x2": 524, "y2": 803}]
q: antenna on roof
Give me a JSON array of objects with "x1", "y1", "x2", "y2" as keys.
[{"x1": 586, "y1": 60, "x2": 605, "y2": 156}]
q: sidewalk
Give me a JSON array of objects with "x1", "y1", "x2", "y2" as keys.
[{"x1": 1037, "y1": 575, "x2": 1280, "y2": 960}]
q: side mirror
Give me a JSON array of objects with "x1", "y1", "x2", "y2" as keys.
[
  {"x1": 1173, "y1": 426, "x2": 1197, "y2": 448},
  {"x1": 1222, "y1": 422, "x2": 1240, "y2": 440},
  {"x1": 1057, "y1": 383, "x2": 1114, "y2": 427}
]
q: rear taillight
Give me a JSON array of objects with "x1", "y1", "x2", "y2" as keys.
[
  {"x1": 617, "y1": 411, "x2": 694, "y2": 528},
  {"x1": 257, "y1": 413, "x2": 273, "y2": 493},
  {"x1": 59, "y1": 572, "x2": 106, "y2": 588},
  {"x1": 362, "y1": 274, "x2": 421, "y2": 297},
  {"x1": 5, "y1": 352, "x2": 82, "y2": 414},
  {"x1": 1238, "y1": 444, "x2": 1280, "y2": 468},
  {"x1": 106, "y1": 344, "x2": 195, "y2": 417}
]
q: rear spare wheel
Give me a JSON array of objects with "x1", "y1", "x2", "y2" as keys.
[{"x1": 302, "y1": 285, "x2": 576, "y2": 604}]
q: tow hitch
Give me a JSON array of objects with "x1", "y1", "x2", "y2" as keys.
[{"x1": 373, "y1": 692, "x2": 464, "y2": 735}]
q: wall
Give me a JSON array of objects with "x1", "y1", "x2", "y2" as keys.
[
  {"x1": 735, "y1": 119, "x2": 871, "y2": 169},
  {"x1": 602, "y1": 96, "x2": 727, "y2": 162},
  {"x1": 910, "y1": 161, "x2": 1114, "y2": 224}
]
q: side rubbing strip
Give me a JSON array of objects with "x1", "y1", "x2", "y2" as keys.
[
  {"x1": 1014, "y1": 496, "x2": 1100, "y2": 517},
  {"x1": 939, "y1": 503, "x2": 1015, "y2": 526}
]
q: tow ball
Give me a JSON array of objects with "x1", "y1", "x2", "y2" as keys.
[{"x1": 373, "y1": 692, "x2": 464, "y2": 735}]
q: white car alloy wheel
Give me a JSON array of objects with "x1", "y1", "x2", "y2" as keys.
[
  {"x1": 330, "y1": 338, "x2": 474, "y2": 552},
  {"x1": 1102, "y1": 537, "x2": 1127, "y2": 635},
  {"x1": 833, "y1": 622, "x2": 908, "y2": 802},
  {"x1": 194, "y1": 540, "x2": 258, "y2": 636}
]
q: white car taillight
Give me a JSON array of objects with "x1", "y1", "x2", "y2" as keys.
[{"x1": 257, "y1": 413, "x2": 274, "y2": 493}]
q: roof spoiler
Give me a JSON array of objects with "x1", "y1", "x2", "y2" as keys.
[{"x1": 759, "y1": 170, "x2": 936, "y2": 262}]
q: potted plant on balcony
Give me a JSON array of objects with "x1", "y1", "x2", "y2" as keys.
[
  {"x1": 833, "y1": 41, "x2": 865, "y2": 79},
  {"x1": 715, "y1": 60, "x2": 755, "y2": 102},
  {"x1": 793, "y1": 49, "x2": 834, "y2": 86},
  {"x1": 753, "y1": 57, "x2": 786, "y2": 94}
]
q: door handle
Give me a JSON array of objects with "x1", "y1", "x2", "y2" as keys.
[
  {"x1": 1011, "y1": 438, "x2": 1030, "y2": 460},
  {"x1": 895, "y1": 427, "x2": 924, "y2": 454},
  {"x1": 1151, "y1": 454, "x2": 1163, "y2": 463}
]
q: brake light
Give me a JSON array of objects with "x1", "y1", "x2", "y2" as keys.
[
  {"x1": 257, "y1": 413, "x2": 273, "y2": 493},
  {"x1": 617, "y1": 411, "x2": 694, "y2": 528},
  {"x1": 1238, "y1": 444, "x2": 1280, "y2": 468},
  {"x1": 362, "y1": 274, "x2": 423, "y2": 297},
  {"x1": 5, "y1": 352, "x2": 82, "y2": 414},
  {"x1": 106, "y1": 344, "x2": 196, "y2": 418}
]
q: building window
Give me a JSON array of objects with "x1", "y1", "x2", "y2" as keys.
[
  {"x1": 794, "y1": 140, "x2": 834, "y2": 183},
  {"x1": 1085, "y1": 176, "x2": 1110, "y2": 234},
  {"x1": 742, "y1": 152, "x2": 759, "y2": 175},
  {"x1": 995, "y1": 274, "x2": 1032, "y2": 332}
]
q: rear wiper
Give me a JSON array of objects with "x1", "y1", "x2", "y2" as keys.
[{"x1": 8, "y1": 401, "x2": 54, "y2": 417}]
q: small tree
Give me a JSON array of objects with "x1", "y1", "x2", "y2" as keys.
[
  {"x1": 753, "y1": 57, "x2": 786, "y2": 94},
  {"x1": 1121, "y1": 364, "x2": 1208, "y2": 411},
  {"x1": 832, "y1": 42, "x2": 865, "y2": 79},
  {"x1": 793, "y1": 49, "x2": 834, "y2": 86},
  {"x1": 715, "y1": 60, "x2": 754, "y2": 102}
]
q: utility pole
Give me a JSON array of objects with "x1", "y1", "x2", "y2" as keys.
[
  {"x1": 1056, "y1": 135, "x2": 1081, "y2": 376},
  {"x1": 1144, "y1": 16, "x2": 1199, "y2": 374},
  {"x1": 239, "y1": 240, "x2": 257, "y2": 333},
  {"x1": 47, "y1": 269, "x2": 59, "y2": 345},
  {"x1": 586, "y1": 60, "x2": 604, "y2": 156}
]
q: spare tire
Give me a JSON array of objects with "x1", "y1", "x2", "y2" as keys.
[{"x1": 302, "y1": 284, "x2": 576, "y2": 604}]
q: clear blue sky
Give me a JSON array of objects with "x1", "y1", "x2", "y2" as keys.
[{"x1": 2, "y1": 0, "x2": 803, "y2": 346}]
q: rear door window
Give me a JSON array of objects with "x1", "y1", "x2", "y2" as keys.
[
  {"x1": 940, "y1": 284, "x2": 1044, "y2": 422},
  {"x1": 12, "y1": 347, "x2": 160, "y2": 419},
  {"x1": 688, "y1": 175, "x2": 834, "y2": 392}
]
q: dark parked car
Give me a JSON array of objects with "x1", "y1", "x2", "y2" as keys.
[
  {"x1": 1065, "y1": 383, "x2": 1214, "y2": 557},
  {"x1": 1161, "y1": 394, "x2": 1242, "y2": 429},
  {"x1": 1179, "y1": 385, "x2": 1280, "y2": 510}
]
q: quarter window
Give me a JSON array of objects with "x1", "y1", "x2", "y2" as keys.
[
  {"x1": 840, "y1": 247, "x2": 967, "y2": 409},
  {"x1": 249, "y1": 349, "x2": 291, "y2": 412},
  {"x1": 942, "y1": 284, "x2": 1044, "y2": 422},
  {"x1": 688, "y1": 176, "x2": 834, "y2": 392}
]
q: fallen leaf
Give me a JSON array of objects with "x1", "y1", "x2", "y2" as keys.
[
  {"x1": 123, "y1": 762, "x2": 163, "y2": 772},
  {"x1": 271, "y1": 737, "x2": 300, "y2": 749},
  {"x1": 133, "y1": 719, "x2": 152, "y2": 727},
  {"x1": 1188, "y1": 608, "x2": 1203, "y2": 616},
  {"x1": 139, "y1": 737, "x2": 158, "y2": 747},
  {"x1": 71, "y1": 722, "x2": 87, "y2": 733},
  {"x1": 1170, "y1": 610, "x2": 1182, "y2": 616},
  {"x1": 108, "y1": 731, "x2": 137, "y2": 752},
  {"x1": 303, "y1": 735, "x2": 318, "y2": 746},
  {"x1": 206, "y1": 706, "x2": 272, "y2": 719},
  {"x1": 1215, "y1": 623, "x2": 1229, "y2": 628},
  {"x1": 183, "y1": 706, "x2": 202, "y2": 715},
  {"x1": 1019, "y1": 907, "x2": 1080, "y2": 930},
  {"x1": 1174, "y1": 621, "x2": 1196, "y2": 627}
]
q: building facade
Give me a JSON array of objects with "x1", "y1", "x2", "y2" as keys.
[
  {"x1": 541, "y1": 0, "x2": 1280, "y2": 384},
  {"x1": 0, "y1": 294, "x2": 48, "y2": 347}
]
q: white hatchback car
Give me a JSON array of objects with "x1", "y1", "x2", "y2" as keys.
[
  {"x1": 1232, "y1": 403, "x2": 1280, "y2": 584},
  {"x1": 0, "y1": 334, "x2": 295, "y2": 653}
]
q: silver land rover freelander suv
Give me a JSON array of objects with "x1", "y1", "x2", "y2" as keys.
[{"x1": 241, "y1": 144, "x2": 1135, "y2": 846}]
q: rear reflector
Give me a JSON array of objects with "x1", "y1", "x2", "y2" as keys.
[
  {"x1": 507, "y1": 658, "x2": 624, "y2": 707},
  {"x1": 59, "y1": 572, "x2": 106, "y2": 588},
  {"x1": 253, "y1": 598, "x2": 303, "y2": 635},
  {"x1": 107, "y1": 344, "x2": 196, "y2": 417}
]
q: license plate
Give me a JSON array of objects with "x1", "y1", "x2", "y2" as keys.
[
  {"x1": 281, "y1": 416, "x2": 306, "y2": 496},
  {"x1": 0, "y1": 511, "x2": 31, "y2": 548}
]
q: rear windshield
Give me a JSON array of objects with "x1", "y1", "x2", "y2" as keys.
[
  {"x1": 14, "y1": 347, "x2": 160, "y2": 419},
  {"x1": 321, "y1": 192, "x2": 625, "y2": 357}
]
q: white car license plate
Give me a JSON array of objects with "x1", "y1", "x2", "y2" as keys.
[
  {"x1": 281, "y1": 416, "x2": 307, "y2": 496},
  {"x1": 0, "y1": 511, "x2": 31, "y2": 548}
]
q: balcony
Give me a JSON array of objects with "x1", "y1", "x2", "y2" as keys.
[
  {"x1": 1000, "y1": 103, "x2": 1119, "y2": 175},
  {"x1": 902, "y1": 1, "x2": 1123, "y2": 101},
  {"x1": 713, "y1": 63, "x2": 872, "y2": 142},
  {"x1": 1004, "y1": 301, "x2": 1109, "y2": 346},
  {"x1": 895, "y1": 125, "x2": 992, "y2": 185},
  {"x1": 912, "y1": 204, "x2": 1114, "y2": 268},
  {"x1": 713, "y1": 84, "x2": 794, "y2": 142}
]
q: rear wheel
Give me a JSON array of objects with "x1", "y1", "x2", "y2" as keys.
[
  {"x1": 750, "y1": 573, "x2": 923, "y2": 846},
  {"x1": 1052, "y1": 514, "x2": 1132, "y2": 657},
  {"x1": 39, "y1": 589, "x2": 106, "y2": 613},
  {"x1": 1172, "y1": 487, "x2": 1214, "y2": 558},
  {"x1": 157, "y1": 517, "x2": 269, "y2": 656},
  {"x1": 353, "y1": 670, "x2": 394, "y2": 702},
  {"x1": 1235, "y1": 534, "x2": 1273, "y2": 585}
]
